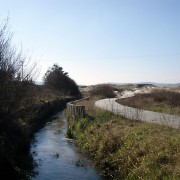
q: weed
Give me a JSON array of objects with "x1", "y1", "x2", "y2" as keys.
[{"x1": 66, "y1": 128, "x2": 73, "y2": 139}]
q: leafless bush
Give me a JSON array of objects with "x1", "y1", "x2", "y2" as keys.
[
  {"x1": 0, "y1": 19, "x2": 39, "y2": 125},
  {"x1": 0, "y1": 18, "x2": 40, "y2": 178},
  {"x1": 151, "y1": 89, "x2": 180, "y2": 106},
  {"x1": 90, "y1": 85, "x2": 116, "y2": 98}
]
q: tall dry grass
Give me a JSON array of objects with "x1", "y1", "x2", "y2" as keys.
[
  {"x1": 117, "y1": 89, "x2": 180, "y2": 116},
  {"x1": 89, "y1": 85, "x2": 116, "y2": 98}
]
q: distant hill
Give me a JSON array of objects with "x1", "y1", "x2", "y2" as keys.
[
  {"x1": 109, "y1": 82, "x2": 180, "y2": 87},
  {"x1": 136, "y1": 83, "x2": 156, "y2": 88},
  {"x1": 138, "y1": 82, "x2": 180, "y2": 87}
]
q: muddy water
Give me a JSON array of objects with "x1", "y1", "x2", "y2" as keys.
[{"x1": 30, "y1": 112, "x2": 103, "y2": 180}]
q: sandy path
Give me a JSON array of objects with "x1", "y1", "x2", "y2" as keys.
[{"x1": 95, "y1": 90, "x2": 180, "y2": 129}]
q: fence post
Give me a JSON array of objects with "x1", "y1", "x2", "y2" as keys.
[{"x1": 66, "y1": 97, "x2": 88, "y2": 120}]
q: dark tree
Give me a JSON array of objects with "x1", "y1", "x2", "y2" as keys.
[{"x1": 44, "y1": 64, "x2": 81, "y2": 97}]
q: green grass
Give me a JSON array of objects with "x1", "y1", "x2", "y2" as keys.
[{"x1": 67, "y1": 99, "x2": 180, "y2": 179}]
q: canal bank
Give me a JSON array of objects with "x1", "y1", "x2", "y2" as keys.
[
  {"x1": 0, "y1": 97, "x2": 75, "y2": 180},
  {"x1": 30, "y1": 111, "x2": 103, "y2": 180}
]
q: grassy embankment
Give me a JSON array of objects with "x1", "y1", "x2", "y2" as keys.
[
  {"x1": 0, "y1": 85, "x2": 73, "y2": 180},
  {"x1": 117, "y1": 89, "x2": 180, "y2": 116},
  {"x1": 67, "y1": 98, "x2": 180, "y2": 179}
]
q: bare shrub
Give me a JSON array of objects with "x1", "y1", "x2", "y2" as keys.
[
  {"x1": 90, "y1": 85, "x2": 116, "y2": 98},
  {"x1": 0, "y1": 18, "x2": 39, "y2": 178},
  {"x1": 151, "y1": 90, "x2": 180, "y2": 106},
  {"x1": 0, "y1": 19, "x2": 39, "y2": 123}
]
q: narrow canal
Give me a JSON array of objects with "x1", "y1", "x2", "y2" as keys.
[{"x1": 30, "y1": 111, "x2": 103, "y2": 180}]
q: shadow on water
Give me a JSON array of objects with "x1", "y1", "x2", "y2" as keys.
[{"x1": 30, "y1": 111, "x2": 104, "y2": 180}]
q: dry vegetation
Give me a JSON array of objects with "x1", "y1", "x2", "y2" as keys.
[
  {"x1": 117, "y1": 89, "x2": 180, "y2": 116},
  {"x1": 68, "y1": 98, "x2": 180, "y2": 179},
  {"x1": 112, "y1": 84, "x2": 136, "y2": 92},
  {"x1": 75, "y1": 98, "x2": 104, "y2": 117},
  {"x1": 89, "y1": 84, "x2": 116, "y2": 98}
]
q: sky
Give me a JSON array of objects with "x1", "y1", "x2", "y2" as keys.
[{"x1": 0, "y1": 0, "x2": 179, "y2": 85}]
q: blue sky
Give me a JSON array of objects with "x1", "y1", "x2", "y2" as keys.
[{"x1": 0, "y1": 0, "x2": 179, "y2": 85}]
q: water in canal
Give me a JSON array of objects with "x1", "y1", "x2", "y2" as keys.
[{"x1": 30, "y1": 111, "x2": 103, "y2": 180}]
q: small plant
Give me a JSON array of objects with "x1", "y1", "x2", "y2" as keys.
[{"x1": 66, "y1": 128, "x2": 73, "y2": 139}]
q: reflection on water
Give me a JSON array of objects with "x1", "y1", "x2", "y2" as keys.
[{"x1": 30, "y1": 112, "x2": 103, "y2": 180}]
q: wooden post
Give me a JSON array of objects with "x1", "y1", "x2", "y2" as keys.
[{"x1": 66, "y1": 98, "x2": 88, "y2": 120}]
